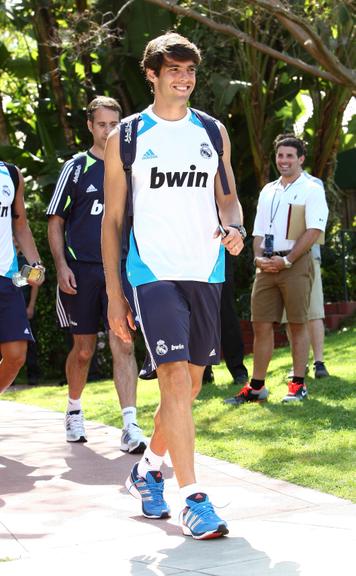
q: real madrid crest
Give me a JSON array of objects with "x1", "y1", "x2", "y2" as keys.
[{"x1": 200, "y1": 142, "x2": 212, "y2": 159}]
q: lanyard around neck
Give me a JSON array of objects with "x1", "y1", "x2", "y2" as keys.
[{"x1": 269, "y1": 176, "x2": 300, "y2": 229}]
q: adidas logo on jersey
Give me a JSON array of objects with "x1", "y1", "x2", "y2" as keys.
[
  {"x1": 86, "y1": 184, "x2": 98, "y2": 193},
  {"x1": 209, "y1": 348, "x2": 216, "y2": 357},
  {"x1": 24, "y1": 328, "x2": 30, "y2": 335},
  {"x1": 142, "y1": 149, "x2": 158, "y2": 160}
]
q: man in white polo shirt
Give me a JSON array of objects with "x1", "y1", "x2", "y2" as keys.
[{"x1": 225, "y1": 134, "x2": 328, "y2": 405}]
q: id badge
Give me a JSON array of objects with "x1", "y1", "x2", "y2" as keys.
[{"x1": 264, "y1": 233, "x2": 274, "y2": 257}]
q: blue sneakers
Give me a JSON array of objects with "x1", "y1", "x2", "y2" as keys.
[
  {"x1": 125, "y1": 463, "x2": 171, "y2": 519},
  {"x1": 180, "y1": 493, "x2": 229, "y2": 540}
]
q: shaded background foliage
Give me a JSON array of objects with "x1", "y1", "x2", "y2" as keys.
[{"x1": 0, "y1": 0, "x2": 355, "y2": 378}]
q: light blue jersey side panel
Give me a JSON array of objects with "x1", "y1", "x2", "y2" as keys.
[
  {"x1": 208, "y1": 244, "x2": 225, "y2": 283},
  {"x1": 4, "y1": 248, "x2": 18, "y2": 278},
  {"x1": 126, "y1": 230, "x2": 158, "y2": 287}
]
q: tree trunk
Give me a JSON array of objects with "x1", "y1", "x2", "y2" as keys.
[
  {"x1": 32, "y1": 1, "x2": 75, "y2": 148},
  {"x1": 311, "y1": 86, "x2": 351, "y2": 181}
]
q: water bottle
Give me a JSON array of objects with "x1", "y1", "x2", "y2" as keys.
[
  {"x1": 12, "y1": 270, "x2": 29, "y2": 287},
  {"x1": 12, "y1": 264, "x2": 45, "y2": 287}
]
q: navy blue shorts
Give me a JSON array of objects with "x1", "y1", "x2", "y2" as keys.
[
  {"x1": 0, "y1": 276, "x2": 34, "y2": 343},
  {"x1": 57, "y1": 261, "x2": 133, "y2": 335},
  {"x1": 130, "y1": 280, "x2": 222, "y2": 370}
]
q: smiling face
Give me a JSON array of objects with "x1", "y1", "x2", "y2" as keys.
[
  {"x1": 147, "y1": 56, "x2": 197, "y2": 105},
  {"x1": 275, "y1": 145, "x2": 304, "y2": 181}
]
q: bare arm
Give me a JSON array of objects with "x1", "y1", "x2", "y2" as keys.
[
  {"x1": 102, "y1": 128, "x2": 135, "y2": 343},
  {"x1": 48, "y1": 215, "x2": 77, "y2": 294},
  {"x1": 12, "y1": 169, "x2": 44, "y2": 286},
  {"x1": 27, "y1": 284, "x2": 39, "y2": 319},
  {"x1": 214, "y1": 124, "x2": 244, "y2": 257}
]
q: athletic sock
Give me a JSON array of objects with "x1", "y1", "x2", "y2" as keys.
[
  {"x1": 250, "y1": 378, "x2": 265, "y2": 392},
  {"x1": 293, "y1": 377, "x2": 304, "y2": 384},
  {"x1": 180, "y1": 483, "x2": 203, "y2": 506},
  {"x1": 67, "y1": 397, "x2": 82, "y2": 413},
  {"x1": 137, "y1": 445, "x2": 164, "y2": 478},
  {"x1": 122, "y1": 406, "x2": 137, "y2": 428}
]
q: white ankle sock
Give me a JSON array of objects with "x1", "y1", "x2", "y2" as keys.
[
  {"x1": 137, "y1": 446, "x2": 163, "y2": 478},
  {"x1": 180, "y1": 483, "x2": 203, "y2": 506},
  {"x1": 67, "y1": 397, "x2": 81, "y2": 412},
  {"x1": 122, "y1": 406, "x2": 137, "y2": 428}
]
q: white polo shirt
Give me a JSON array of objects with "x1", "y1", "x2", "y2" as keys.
[{"x1": 253, "y1": 171, "x2": 328, "y2": 252}]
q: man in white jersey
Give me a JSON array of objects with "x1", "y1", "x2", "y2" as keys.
[
  {"x1": 0, "y1": 161, "x2": 44, "y2": 393},
  {"x1": 102, "y1": 33, "x2": 244, "y2": 540}
]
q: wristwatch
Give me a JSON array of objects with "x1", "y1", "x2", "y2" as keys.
[
  {"x1": 229, "y1": 224, "x2": 247, "y2": 240},
  {"x1": 283, "y1": 256, "x2": 292, "y2": 269},
  {"x1": 31, "y1": 260, "x2": 45, "y2": 270}
]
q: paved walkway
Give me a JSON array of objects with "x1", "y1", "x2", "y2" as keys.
[{"x1": 0, "y1": 400, "x2": 355, "y2": 576}]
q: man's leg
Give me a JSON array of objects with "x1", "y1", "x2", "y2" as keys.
[
  {"x1": 221, "y1": 252, "x2": 248, "y2": 383},
  {"x1": 252, "y1": 321, "x2": 274, "y2": 379},
  {"x1": 64, "y1": 333, "x2": 96, "y2": 443},
  {"x1": 66, "y1": 334, "x2": 97, "y2": 399},
  {"x1": 280, "y1": 321, "x2": 309, "y2": 402},
  {"x1": 109, "y1": 330, "x2": 147, "y2": 453},
  {"x1": 308, "y1": 318, "x2": 324, "y2": 362},
  {"x1": 224, "y1": 321, "x2": 272, "y2": 406},
  {"x1": 289, "y1": 322, "x2": 309, "y2": 378},
  {"x1": 0, "y1": 341, "x2": 27, "y2": 393},
  {"x1": 154, "y1": 360, "x2": 195, "y2": 487},
  {"x1": 308, "y1": 318, "x2": 330, "y2": 378},
  {"x1": 109, "y1": 330, "x2": 137, "y2": 408}
]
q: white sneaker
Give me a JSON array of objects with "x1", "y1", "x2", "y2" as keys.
[
  {"x1": 120, "y1": 423, "x2": 147, "y2": 454},
  {"x1": 65, "y1": 410, "x2": 87, "y2": 443}
]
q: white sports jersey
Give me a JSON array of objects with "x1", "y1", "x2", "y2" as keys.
[
  {"x1": 0, "y1": 162, "x2": 17, "y2": 278},
  {"x1": 126, "y1": 106, "x2": 225, "y2": 287}
]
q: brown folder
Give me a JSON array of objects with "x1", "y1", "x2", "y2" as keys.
[{"x1": 286, "y1": 204, "x2": 325, "y2": 245}]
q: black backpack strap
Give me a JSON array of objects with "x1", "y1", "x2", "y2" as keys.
[
  {"x1": 120, "y1": 113, "x2": 140, "y2": 217},
  {"x1": 3, "y1": 162, "x2": 19, "y2": 193},
  {"x1": 190, "y1": 108, "x2": 231, "y2": 196}
]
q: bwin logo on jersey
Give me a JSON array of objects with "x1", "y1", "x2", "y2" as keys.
[
  {"x1": 150, "y1": 165, "x2": 208, "y2": 189},
  {"x1": 0, "y1": 203, "x2": 8, "y2": 217},
  {"x1": 200, "y1": 142, "x2": 213, "y2": 159},
  {"x1": 90, "y1": 199, "x2": 103, "y2": 215},
  {"x1": 156, "y1": 339, "x2": 168, "y2": 356}
]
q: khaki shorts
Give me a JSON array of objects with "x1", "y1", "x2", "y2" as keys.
[
  {"x1": 280, "y1": 258, "x2": 324, "y2": 322},
  {"x1": 308, "y1": 259, "x2": 325, "y2": 320},
  {"x1": 251, "y1": 252, "x2": 314, "y2": 324}
]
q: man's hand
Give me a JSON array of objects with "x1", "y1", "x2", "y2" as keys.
[
  {"x1": 214, "y1": 226, "x2": 244, "y2": 256},
  {"x1": 108, "y1": 297, "x2": 136, "y2": 344},
  {"x1": 255, "y1": 255, "x2": 285, "y2": 273},
  {"x1": 26, "y1": 304, "x2": 35, "y2": 319},
  {"x1": 57, "y1": 264, "x2": 77, "y2": 294}
]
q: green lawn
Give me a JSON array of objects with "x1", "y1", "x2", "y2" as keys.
[{"x1": 3, "y1": 325, "x2": 356, "y2": 502}]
